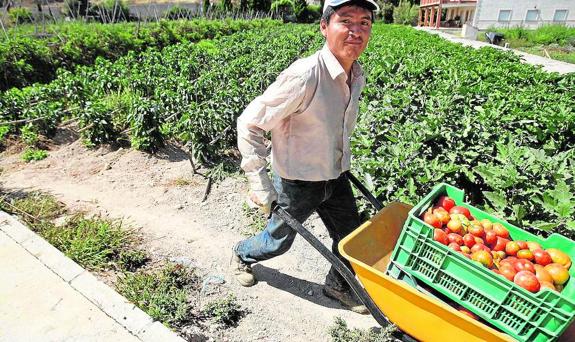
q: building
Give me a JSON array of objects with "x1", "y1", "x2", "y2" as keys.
[
  {"x1": 418, "y1": 0, "x2": 478, "y2": 29},
  {"x1": 472, "y1": 0, "x2": 575, "y2": 30},
  {"x1": 418, "y1": 0, "x2": 575, "y2": 30}
]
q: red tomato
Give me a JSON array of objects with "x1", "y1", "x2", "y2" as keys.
[
  {"x1": 485, "y1": 230, "x2": 498, "y2": 245},
  {"x1": 447, "y1": 233, "x2": 464, "y2": 245},
  {"x1": 514, "y1": 259, "x2": 535, "y2": 274},
  {"x1": 448, "y1": 242, "x2": 462, "y2": 252},
  {"x1": 505, "y1": 241, "x2": 520, "y2": 256},
  {"x1": 492, "y1": 223, "x2": 510, "y2": 239},
  {"x1": 437, "y1": 195, "x2": 456, "y2": 212},
  {"x1": 433, "y1": 229, "x2": 449, "y2": 245},
  {"x1": 533, "y1": 249, "x2": 553, "y2": 266},
  {"x1": 424, "y1": 211, "x2": 442, "y2": 228},
  {"x1": 449, "y1": 206, "x2": 472, "y2": 220},
  {"x1": 514, "y1": 271, "x2": 541, "y2": 293},
  {"x1": 492, "y1": 237, "x2": 510, "y2": 252},
  {"x1": 463, "y1": 233, "x2": 476, "y2": 249},
  {"x1": 499, "y1": 265, "x2": 517, "y2": 281}
]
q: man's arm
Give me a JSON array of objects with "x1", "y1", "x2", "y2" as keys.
[{"x1": 237, "y1": 72, "x2": 307, "y2": 210}]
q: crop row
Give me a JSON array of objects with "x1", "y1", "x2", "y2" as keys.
[
  {"x1": 1, "y1": 23, "x2": 573, "y2": 237},
  {"x1": 354, "y1": 25, "x2": 575, "y2": 235},
  {"x1": 1, "y1": 18, "x2": 280, "y2": 91},
  {"x1": 0, "y1": 24, "x2": 323, "y2": 162}
]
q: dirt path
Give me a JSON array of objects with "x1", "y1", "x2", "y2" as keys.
[{"x1": 0, "y1": 131, "x2": 378, "y2": 342}]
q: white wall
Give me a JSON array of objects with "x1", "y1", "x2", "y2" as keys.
[{"x1": 473, "y1": 0, "x2": 575, "y2": 29}]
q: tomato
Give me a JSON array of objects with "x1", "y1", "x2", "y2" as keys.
[
  {"x1": 424, "y1": 211, "x2": 442, "y2": 228},
  {"x1": 517, "y1": 249, "x2": 534, "y2": 261},
  {"x1": 526, "y1": 241, "x2": 542, "y2": 251},
  {"x1": 533, "y1": 264, "x2": 554, "y2": 283},
  {"x1": 492, "y1": 223, "x2": 509, "y2": 239},
  {"x1": 514, "y1": 271, "x2": 541, "y2": 293},
  {"x1": 436, "y1": 195, "x2": 455, "y2": 212},
  {"x1": 484, "y1": 230, "x2": 497, "y2": 245},
  {"x1": 480, "y1": 219, "x2": 493, "y2": 231},
  {"x1": 446, "y1": 220, "x2": 463, "y2": 234},
  {"x1": 505, "y1": 241, "x2": 520, "y2": 256},
  {"x1": 472, "y1": 250, "x2": 493, "y2": 268},
  {"x1": 433, "y1": 229, "x2": 449, "y2": 245},
  {"x1": 514, "y1": 259, "x2": 535, "y2": 274},
  {"x1": 539, "y1": 281, "x2": 557, "y2": 292},
  {"x1": 433, "y1": 207, "x2": 451, "y2": 225},
  {"x1": 533, "y1": 249, "x2": 552, "y2": 266},
  {"x1": 471, "y1": 243, "x2": 490, "y2": 254},
  {"x1": 463, "y1": 233, "x2": 476, "y2": 249},
  {"x1": 499, "y1": 265, "x2": 517, "y2": 281},
  {"x1": 448, "y1": 242, "x2": 461, "y2": 252},
  {"x1": 545, "y1": 263, "x2": 570, "y2": 285},
  {"x1": 447, "y1": 233, "x2": 464, "y2": 245},
  {"x1": 449, "y1": 206, "x2": 471, "y2": 220},
  {"x1": 468, "y1": 224, "x2": 484, "y2": 238},
  {"x1": 546, "y1": 248, "x2": 572, "y2": 269},
  {"x1": 492, "y1": 237, "x2": 510, "y2": 252}
]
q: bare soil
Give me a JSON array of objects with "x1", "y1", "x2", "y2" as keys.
[{"x1": 0, "y1": 129, "x2": 378, "y2": 342}]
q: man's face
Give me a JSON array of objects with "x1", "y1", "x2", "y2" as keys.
[{"x1": 320, "y1": 5, "x2": 373, "y2": 66}]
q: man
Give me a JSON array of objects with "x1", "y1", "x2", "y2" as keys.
[{"x1": 231, "y1": 0, "x2": 378, "y2": 314}]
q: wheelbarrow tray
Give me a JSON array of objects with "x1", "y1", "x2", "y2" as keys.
[{"x1": 338, "y1": 202, "x2": 514, "y2": 341}]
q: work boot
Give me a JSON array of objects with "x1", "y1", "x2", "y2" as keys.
[
  {"x1": 230, "y1": 252, "x2": 256, "y2": 287},
  {"x1": 322, "y1": 285, "x2": 369, "y2": 315}
]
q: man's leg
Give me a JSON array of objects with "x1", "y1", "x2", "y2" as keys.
[
  {"x1": 233, "y1": 176, "x2": 325, "y2": 285},
  {"x1": 316, "y1": 173, "x2": 366, "y2": 313}
]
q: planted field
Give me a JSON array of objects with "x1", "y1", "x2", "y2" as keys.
[
  {"x1": 1, "y1": 21, "x2": 575, "y2": 340},
  {"x1": 354, "y1": 25, "x2": 575, "y2": 236},
  {"x1": 2, "y1": 23, "x2": 574, "y2": 238},
  {"x1": 0, "y1": 18, "x2": 280, "y2": 90}
]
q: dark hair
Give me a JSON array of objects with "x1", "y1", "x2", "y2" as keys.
[{"x1": 321, "y1": 1, "x2": 375, "y2": 24}]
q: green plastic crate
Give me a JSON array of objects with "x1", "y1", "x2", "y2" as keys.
[{"x1": 387, "y1": 183, "x2": 575, "y2": 341}]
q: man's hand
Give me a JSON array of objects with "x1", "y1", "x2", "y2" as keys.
[{"x1": 247, "y1": 190, "x2": 276, "y2": 216}]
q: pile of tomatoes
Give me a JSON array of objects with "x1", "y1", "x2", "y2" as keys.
[{"x1": 422, "y1": 195, "x2": 572, "y2": 294}]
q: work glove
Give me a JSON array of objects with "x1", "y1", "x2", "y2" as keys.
[{"x1": 245, "y1": 171, "x2": 277, "y2": 216}]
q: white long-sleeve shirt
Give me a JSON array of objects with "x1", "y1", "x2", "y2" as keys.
[{"x1": 237, "y1": 44, "x2": 366, "y2": 202}]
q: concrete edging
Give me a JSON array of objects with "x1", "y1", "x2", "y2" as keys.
[{"x1": 0, "y1": 210, "x2": 185, "y2": 342}]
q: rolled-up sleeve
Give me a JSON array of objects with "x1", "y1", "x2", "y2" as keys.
[{"x1": 237, "y1": 72, "x2": 307, "y2": 199}]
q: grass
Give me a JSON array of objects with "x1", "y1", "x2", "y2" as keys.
[
  {"x1": 202, "y1": 294, "x2": 245, "y2": 327},
  {"x1": 21, "y1": 148, "x2": 48, "y2": 162},
  {"x1": 1, "y1": 191, "x2": 143, "y2": 271},
  {"x1": 328, "y1": 317, "x2": 400, "y2": 342},
  {"x1": 241, "y1": 201, "x2": 267, "y2": 236},
  {"x1": 477, "y1": 25, "x2": 575, "y2": 64},
  {"x1": 43, "y1": 214, "x2": 141, "y2": 270},
  {"x1": 116, "y1": 263, "x2": 199, "y2": 327}
]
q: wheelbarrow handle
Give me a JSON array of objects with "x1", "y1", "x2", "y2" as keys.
[
  {"x1": 272, "y1": 204, "x2": 392, "y2": 328},
  {"x1": 345, "y1": 171, "x2": 384, "y2": 211}
]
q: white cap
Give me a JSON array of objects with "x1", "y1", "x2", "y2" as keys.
[{"x1": 322, "y1": 0, "x2": 379, "y2": 14}]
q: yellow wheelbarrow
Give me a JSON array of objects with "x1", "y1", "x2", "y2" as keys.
[{"x1": 272, "y1": 172, "x2": 516, "y2": 341}]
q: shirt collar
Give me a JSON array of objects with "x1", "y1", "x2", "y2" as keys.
[{"x1": 321, "y1": 44, "x2": 364, "y2": 81}]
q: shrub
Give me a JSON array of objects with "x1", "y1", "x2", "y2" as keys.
[
  {"x1": 21, "y1": 148, "x2": 48, "y2": 162},
  {"x1": 271, "y1": 0, "x2": 295, "y2": 16},
  {"x1": 8, "y1": 7, "x2": 33, "y2": 24},
  {"x1": 393, "y1": 0, "x2": 418, "y2": 26}
]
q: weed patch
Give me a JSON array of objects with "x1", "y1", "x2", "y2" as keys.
[
  {"x1": 202, "y1": 294, "x2": 245, "y2": 327},
  {"x1": 328, "y1": 317, "x2": 399, "y2": 342},
  {"x1": 116, "y1": 264, "x2": 200, "y2": 327},
  {"x1": 21, "y1": 148, "x2": 48, "y2": 162}
]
